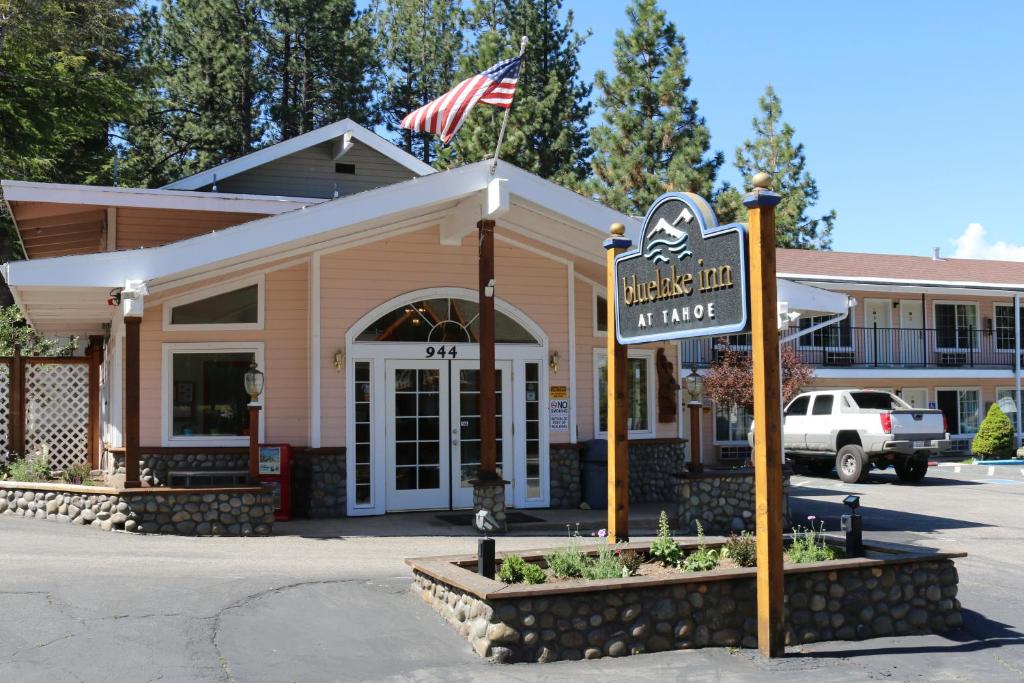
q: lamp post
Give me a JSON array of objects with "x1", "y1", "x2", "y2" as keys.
[
  {"x1": 244, "y1": 362, "x2": 265, "y2": 483},
  {"x1": 684, "y1": 366, "x2": 704, "y2": 472}
]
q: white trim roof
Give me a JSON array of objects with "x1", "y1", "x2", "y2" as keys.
[
  {"x1": 3, "y1": 160, "x2": 637, "y2": 293},
  {"x1": 0, "y1": 179, "x2": 325, "y2": 214},
  {"x1": 161, "y1": 119, "x2": 436, "y2": 191}
]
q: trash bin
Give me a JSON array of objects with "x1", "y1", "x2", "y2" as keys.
[{"x1": 580, "y1": 439, "x2": 609, "y2": 509}]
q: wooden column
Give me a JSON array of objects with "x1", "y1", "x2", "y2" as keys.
[
  {"x1": 124, "y1": 317, "x2": 142, "y2": 488},
  {"x1": 248, "y1": 404, "x2": 261, "y2": 482},
  {"x1": 86, "y1": 335, "x2": 104, "y2": 469},
  {"x1": 477, "y1": 218, "x2": 499, "y2": 480},
  {"x1": 688, "y1": 403, "x2": 702, "y2": 472},
  {"x1": 744, "y1": 172, "x2": 785, "y2": 657},
  {"x1": 10, "y1": 344, "x2": 24, "y2": 457},
  {"x1": 605, "y1": 223, "x2": 631, "y2": 542}
]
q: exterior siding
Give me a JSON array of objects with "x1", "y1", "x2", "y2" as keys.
[
  {"x1": 211, "y1": 141, "x2": 417, "y2": 199},
  {"x1": 115, "y1": 208, "x2": 265, "y2": 250},
  {"x1": 319, "y1": 224, "x2": 573, "y2": 447},
  {"x1": 138, "y1": 262, "x2": 310, "y2": 446}
]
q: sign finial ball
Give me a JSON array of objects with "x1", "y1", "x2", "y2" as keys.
[
  {"x1": 610, "y1": 222, "x2": 626, "y2": 236},
  {"x1": 752, "y1": 172, "x2": 771, "y2": 189}
]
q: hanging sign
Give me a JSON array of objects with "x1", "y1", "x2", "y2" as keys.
[{"x1": 613, "y1": 193, "x2": 749, "y2": 344}]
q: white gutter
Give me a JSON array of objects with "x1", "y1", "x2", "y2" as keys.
[{"x1": 780, "y1": 272, "x2": 1024, "y2": 293}]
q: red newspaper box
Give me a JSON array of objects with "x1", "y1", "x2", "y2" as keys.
[{"x1": 258, "y1": 444, "x2": 292, "y2": 521}]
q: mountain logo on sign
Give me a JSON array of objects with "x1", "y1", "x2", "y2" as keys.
[{"x1": 643, "y1": 206, "x2": 695, "y2": 264}]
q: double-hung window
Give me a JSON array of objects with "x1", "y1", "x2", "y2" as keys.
[
  {"x1": 715, "y1": 403, "x2": 753, "y2": 443},
  {"x1": 798, "y1": 315, "x2": 852, "y2": 349},
  {"x1": 595, "y1": 350, "x2": 654, "y2": 437},
  {"x1": 935, "y1": 303, "x2": 977, "y2": 350},
  {"x1": 994, "y1": 304, "x2": 1023, "y2": 351}
]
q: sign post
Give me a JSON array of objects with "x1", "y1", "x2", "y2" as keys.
[
  {"x1": 744, "y1": 172, "x2": 785, "y2": 657},
  {"x1": 604, "y1": 223, "x2": 631, "y2": 542}
]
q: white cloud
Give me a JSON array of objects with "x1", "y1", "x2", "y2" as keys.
[{"x1": 951, "y1": 223, "x2": 1024, "y2": 261}]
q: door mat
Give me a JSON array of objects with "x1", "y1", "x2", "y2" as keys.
[{"x1": 436, "y1": 511, "x2": 546, "y2": 526}]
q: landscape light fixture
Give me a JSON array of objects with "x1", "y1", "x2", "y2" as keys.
[
  {"x1": 841, "y1": 494, "x2": 863, "y2": 557},
  {"x1": 843, "y1": 494, "x2": 860, "y2": 511}
]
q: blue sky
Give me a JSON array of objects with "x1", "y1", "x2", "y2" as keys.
[{"x1": 563, "y1": 1, "x2": 1023, "y2": 257}]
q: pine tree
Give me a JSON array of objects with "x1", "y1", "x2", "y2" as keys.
[
  {"x1": 436, "y1": 0, "x2": 592, "y2": 186},
  {"x1": 729, "y1": 85, "x2": 835, "y2": 249},
  {"x1": 586, "y1": 0, "x2": 722, "y2": 215},
  {"x1": 266, "y1": 0, "x2": 379, "y2": 138},
  {"x1": 373, "y1": 0, "x2": 465, "y2": 164}
]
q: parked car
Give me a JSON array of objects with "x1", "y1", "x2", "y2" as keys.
[{"x1": 749, "y1": 389, "x2": 950, "y2": 483}]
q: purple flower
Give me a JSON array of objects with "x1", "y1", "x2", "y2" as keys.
[
  {"x1": 598, "y1": 528, "x2": 608, "y2": 538},
  {"x1": 807, "y1": 515, "x2": 816, "y2": 521}
]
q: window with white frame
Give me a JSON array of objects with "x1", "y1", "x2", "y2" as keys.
[
  {"x1": 994, "y1": 305, "x2": 1023, "y2": 351},
  {"x1": 715, "y1": 403, "x2": 753, "y2": 443},
  {"x1": 164, "y1": 343, "x2": 262, "y2": 444},
  {"x1": 352, "y1": 361, "x2": 373, "y2": 507},
  {"x1": 996, "y1": 388, "x2": 1019, "y2": 419},
  {"x1": 164, "y1": 276, "x2": 263, "y2": 330},
  {"x1": 934, "y1": 303, "x2": 977, "y2": 350},
  {"x1": 958, "y1": 389, "x2": 981, "y2": 435},
  {"x1": 798, "y1": 315, "x2": 852, "y2": 349},
  {"x1": 595, "y1": 351, "x2": 653, "y2": 436}
]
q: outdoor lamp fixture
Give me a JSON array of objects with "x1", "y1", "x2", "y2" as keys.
[
  {"x1": 841, "y1": 494, "x2": 863, "y2": 557},
  {"x1": 685, "y1": 366, "x2": 704, "y2": 472},
  {"x1": 243, "y1": 362, "x2": 264, "y2": 483},
  {"x1": 334, "y1": 349, "x2": 345, "y2": 372},
  {"x1": 549, "y1": 350, "x2": 559, "y2": 373},
  {"x1": 684, "y1": 366, "x2": 704, "y2": 404}
]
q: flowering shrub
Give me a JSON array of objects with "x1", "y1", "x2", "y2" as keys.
[{"x1": 787, "y1": 516, "x2": 838, "y2": 563}]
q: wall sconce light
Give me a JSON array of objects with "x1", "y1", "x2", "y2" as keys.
[
  {"x1": 334, "y1": 349, "x2": 345, "y2": 372},
  {"x1": 549, "y1": 350, "x2": 559, "y2": 373}
]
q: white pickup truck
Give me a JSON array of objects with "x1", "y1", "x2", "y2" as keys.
[{"x1": 753, "y1": 389, "x2": 950, "y2": 484}]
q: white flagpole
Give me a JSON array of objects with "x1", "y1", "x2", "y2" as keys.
[{"x1": 490, "y1": 35, "x2": 529, "y2": 176}]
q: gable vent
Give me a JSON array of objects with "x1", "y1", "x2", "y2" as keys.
[{"x1": 335, "y1": 162, "x2": 356, "y2": 174}]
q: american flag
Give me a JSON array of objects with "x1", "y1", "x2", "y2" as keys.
[{"x1": 400, "y1": 55, "x2": 523, "y2": 145}]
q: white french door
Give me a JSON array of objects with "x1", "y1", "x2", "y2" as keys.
[{"x1": 450, "y1": 360, "x2": 513, "y2": 509}]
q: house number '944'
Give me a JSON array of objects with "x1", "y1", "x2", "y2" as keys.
[{"x1": 425, "y1": 345, "x2": 458, "y2": 359}]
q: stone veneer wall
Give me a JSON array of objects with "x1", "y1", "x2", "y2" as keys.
[
  {"x1": 413, "y1": 557, "x2": 961, "y2": 663},
  {"x1": 548, "y1": 445, "x2": 581, "y2": 509},
  {"x1": 307, "y1": 451, "x2": 345, "y2": 518},
  {"x1": 140, "y1": 452, "x2": 249, "y2": 486},
  {"x1": 0, "y1": 483, "x2": 274, "y2": 535},
  {"x1": 629, "y1": 440, "x2": 686, "y2": 504},
  {"x1": 674, "y1": 469, "x2": 791, "y2": 536}
]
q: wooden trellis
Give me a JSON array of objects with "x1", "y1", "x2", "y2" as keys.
[{"x1": 5, "y1": 344, "x2": 101, "y2": 471}]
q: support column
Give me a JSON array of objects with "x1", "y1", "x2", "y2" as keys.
[
  {"x1": 1015, "y1": 292, "x2": 1022, "y2": 449},
  {"x1": 745, "y1": 172, "x2": 785, "y2": 658},
  {"x1": 10, "y1": 344, "x2": 24, "y2": 457},
  {"x1": 248, "y1": 403, "x2": 262, "y2": 483},
  {"x1": 86, "y1": 335, "x2": 103, "y2": 469},
  {"x1": 473, "y1": 217, "x2": 506, "y2": 532},
  {"x1": 605, "y1": 223, "x2": 631, "y2": 543},
  {"x1": 124, "y1": 317, "x2": 141, "y2": 488},
  {"x1": 688, "y1": 402, "x2": 702, "y2": 472}
]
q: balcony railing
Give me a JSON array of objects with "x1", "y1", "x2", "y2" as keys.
[{"x1": 681, "y1": 325, "x2": 1022, "y2": 370}]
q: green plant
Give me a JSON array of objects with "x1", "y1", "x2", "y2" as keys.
[
  {"x1": 617, "y1": 548, "x2": 643, "y2": 577},
  {"x1": 681, "y1": 521, "x2": 722, "y2": 572},
  {"x1": 5, "y1": 456, "x2": 50, "y2": 482},
  {"x1": 544, "y1": 525, "x2": 591, "y2": 579},
  {"x1": 60, "y1": 463, "x2": 94, "y2": 486},
  {"x1": 582, "y1": 543, "x2": 627, "y2": 580},
  {"x1": 497, "y1": 554, "x2": 545, "y2": 584},
  {"x1": 787, "y1": 517, "x2": 838, "y2": 564},
  {"x1": 649, "y1": 511, "x2": 683, "y2": 567},
  {"x1": 725, "y1": 531, "x2": 757, "y2": 568},
  {"x1": 972, "y1": 404, "x2": 1016, "y2": 460}
]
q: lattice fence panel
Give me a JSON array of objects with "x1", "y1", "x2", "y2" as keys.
[
  {"x1": 0, "y1": 363, "x2": 9, "y2": 455},
  {"x1": 25, "y1": 362, "x2": 90, "y2": 471}
]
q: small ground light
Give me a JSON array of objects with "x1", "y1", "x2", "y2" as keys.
[{"x1": 841, "y1": 495, "x2": 863, "y2": 557}]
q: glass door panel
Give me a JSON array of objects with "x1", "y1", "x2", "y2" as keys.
[
  {"x1": 385, "y1": 361, "x2": 449, "y2": 510},
  {"x1": 451, "y1": 360, "x2": 512, "y2": 508}
]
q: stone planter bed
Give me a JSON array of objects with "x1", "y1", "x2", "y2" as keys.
[
  {"x1": 408, "y1": 537, "x2": 965, "y2": 663},
  {"x1": 0, "y1": 481, "x2": 274, "y2": 536}
]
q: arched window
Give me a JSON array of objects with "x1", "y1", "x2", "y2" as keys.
[{"x1": 355, "y1": 297, "x2": 538, "y2": 344}]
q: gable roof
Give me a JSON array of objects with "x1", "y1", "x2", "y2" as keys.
[
  {"x1": 777, "y1": 248, "x2": 1024, "y2": 289},
  {"x1": 161, "y1": 119, "x2": 436, "y2": 191}
]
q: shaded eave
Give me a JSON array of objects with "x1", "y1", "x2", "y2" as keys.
[
  {"x1": 3, "y1": 161, "x2": 636, "y2": 335},
  {"x1": 161, "y1": 119, "x2": 436, "y2": 191}
]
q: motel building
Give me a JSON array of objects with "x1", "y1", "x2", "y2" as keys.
[{"x1": 1, "y1": 120, "x2": 1021, "y2": 521}]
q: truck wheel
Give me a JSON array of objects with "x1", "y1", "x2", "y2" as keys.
[
  {"x1": 836, "y1": 445, "x2": 868, "y2": 483},
  {"x1": 807, "y1": 460, "x2": 834, "y2": 476},
  {"x1": 895, "y1": 459, "x2": 928, "y2": 483}
]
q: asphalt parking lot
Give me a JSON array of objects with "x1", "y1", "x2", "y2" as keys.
[{"x1": 1, "y1": 462, "x2": 1023, "y2": 683}]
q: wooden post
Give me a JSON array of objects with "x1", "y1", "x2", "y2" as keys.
[
  {"x1": 605, "y1": 223, "x2": 631, "y2": 542},
  {"x1": 124, "y1": 317, "x2": 141, "y2": 488},
  {"x1": 248, "y1": 404, "x2": 261, "y2": 482},
  {"x1": 87, "y1": 336, "x2": 103, "y2": 469},
  {"x1": 688, "y1": 402, "x2": 702, "y2": 472},
  {"x1": 477, "y1": 218, "x2": 499, "y2": 481},
  {"x1": 10, "y1": 344, "x2": 24, "y2": 457},
  {"x1": 744, "y1": 172, "x2": 785, "y2": 657}
]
